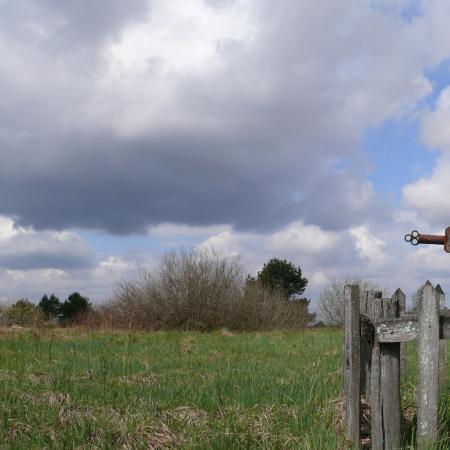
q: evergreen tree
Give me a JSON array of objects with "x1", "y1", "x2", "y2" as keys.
[
  {"x1": 257, "y1": 258, "x2": 308, "y2": 300},
  {"x1": 38, "y1": 294, "x2": 61, "y2": 318}
]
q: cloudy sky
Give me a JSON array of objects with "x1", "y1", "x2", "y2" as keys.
[{"x1": 1, "y1": 0, "x2": 450, "y2": 308}]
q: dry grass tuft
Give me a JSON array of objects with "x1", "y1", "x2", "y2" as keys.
[
  {"x1": 6, "y1": 419, "x2": 32, "y2": 438},
  {"x1": 166, "y1": 406, "x2": 208, "y2": 427},
  {"x1": 147, "y1": 423, "x2": 184, "y2": 449},
  {"x1": 180, "y1": 335, "x2": 195, "y2": 353},
  {"x1": 41, "y1": 391, "x2": 71, "y2": 407},
  {"x1": 118, "y1": 372, "x2": 158, "y2": 387},
  {"x1": 58, "y1": 405, "x2": 88, "y2": 426},
  {"x1": 27, "y1": 373, "x2": 55, "y2": 386},
  {"x1": 331, "y1": 395, "x2": 346, "y2": 432},
  {"x1": 0, "y1": 369, "x2": 16, "y2": 382}
]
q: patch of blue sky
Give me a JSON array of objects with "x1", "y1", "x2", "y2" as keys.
[
  {"x1": 424, "y1": 58, "x2": 450, "y2": 106},
  {"x1": 362, "y1": 60, "x2": 450, "y2": 204},
  {"x1": 369, "y1": 0, "x2": 423, "y2": 23},
  {"x1": 362, "y1": 118, "x2": 437, "y2": 204}
]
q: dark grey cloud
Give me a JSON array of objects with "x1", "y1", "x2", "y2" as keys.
[{"x1": 0, "y1": 0, "x2": 433, "y2": 235}]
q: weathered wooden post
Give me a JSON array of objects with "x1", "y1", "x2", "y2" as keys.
[
  {"x1": 392, "y1": 288, "x2": 407, "y2": 374},
  {"x1": 371, "y1": 294, "x2": 401, "y2": 450},
  {"x1": 436, "y1": 284, "x2": 447, "y2": 389},
  {"x1": 360, "y1": 290, "x2": 382, "y2": 401},
  {"x1": 344, "y1": 284, "x2": 361, "y2": 447},
  {"x1": 417, "y1": 281, "x2": 440, "y2": 449}
]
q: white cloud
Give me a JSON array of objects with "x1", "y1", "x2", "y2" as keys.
[
  {"x1": 350, "y1": 225, "x2": 389, "y2": 266},
  {"x1": 197, "y1": 222, "x2": 348, "y2": 298},
  {"x1": 0, "y1": 216, "x2": 20, "y2": 240},
  {"x1": 310, "y1": 271, "x2": 329, "y2": 291},
  {"x1": 199, "y1": 230, "x2": 244, "y2": 256},
  {"x1": 108, "y1": 0, "x2": 256, "y2": 77},
  {"x1": 403, "y1": 157, "x2": 450, "y2": 226},
  {"x1": 403, "y1": 86, "x2": 450, "y2": 226},
  {"x1": 0, "y1": 217, "x2": 93, "y2": 270},
  {"x1": 421, "y1": 87, "x2": 450, "y2": 152},
  {"x1": 266, "y1": 222, "x2": 340, "y2": 255}
]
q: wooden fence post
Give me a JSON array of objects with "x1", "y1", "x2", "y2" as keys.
[
  {"x1": 360, "y1": 290, "x2": 381, "y2": 400},
  {"x1": 417, "y1": 281, "x2": 440, "y2": 449},
  {"x1": 436, "y1": 284, "x2": 447, "y2": 389},
  {"x1": 392, "y1": 289, "x2": 407, "y2": 375},
  {"x1": 344, "y1": 284, "x2": 361, "y2": 447},
  {"x1": 371, "y1": 295, "x2": 401, "y2": 450}
]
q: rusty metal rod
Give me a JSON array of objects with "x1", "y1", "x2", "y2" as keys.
[
  {"x1": 404, "y1": 227, "x2": 450, "y2": 253},
  {"x1": 418, "y1": 234, "x2": 446, "y2": 245}
]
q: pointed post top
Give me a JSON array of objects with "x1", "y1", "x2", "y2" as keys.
[
  {"x1": 417, "y1": 281, "x2": 435, "y2": 305},
  {"x1": 392, "y1": 288, "x2": 406, "y2": 300},
  {"x1": 392, "y1": 288, "x2": 406, "y2": 315},
  {"x1": 435, "y1": 284, "x2": 445, "y2": 309}
]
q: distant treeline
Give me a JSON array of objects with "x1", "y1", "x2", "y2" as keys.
[{"x1": 1, "y1": 292, "x2": 91, "y2": 327}]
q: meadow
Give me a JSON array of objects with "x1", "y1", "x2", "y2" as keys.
[{"x1": 0, "y1": 328, "x2": 448, "y2": 449}]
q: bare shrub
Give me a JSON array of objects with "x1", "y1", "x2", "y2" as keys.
[
  {"x1": 230, "y1": 282, "x2": 315, "y2": 331},
  {"x1": 94, "y1": 249, "x2": 316, "y2": 331},
  {"x1": 99, "y1": 249, "x2": 243, "y2": 331},
  {"x1": 318, "y1": 278, "x2": 385, "y2": 326}
]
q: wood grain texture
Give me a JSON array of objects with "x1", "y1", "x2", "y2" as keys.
[
  {"x1": 417, "y1": 281, "x2": 439, "y2": 449},
  {"x1": 436, "y1": 284, "x2": 447, "y2": 389},
  {"x1": 393, "y1": 289, "x2": 407, "y2": 374},
  {"x1": 344, "y1": 284, "x2": 361, "y2": 447},
  {"x1": 371, "y1": 296, "x2": 401, "y2": 450},
  {"x1": 360, "y1": 290, "x2": 382, "y2": 399},
  {"x1": 374, "y1": 311, "x2": 450, "y2": 343}
]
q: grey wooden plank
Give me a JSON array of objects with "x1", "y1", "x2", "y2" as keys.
[
  {"x1": 374, "y1": 311, "x2": 450, "y2": 343},
  {"x1": 417, "y1": 281, "x2": 439, "y2": 449},
  {"x1": 376, "y1": 318, "x2": 419, "y2": 343},
  {"x1": 371, "y1": 296, "x2": 401, "y2": 450},
  {"x1": 436, "y1": 284, "x2": 447, "y2": 389},
  {"x1": 344, "y1": 284, "x2": 361, "y2": 446}
]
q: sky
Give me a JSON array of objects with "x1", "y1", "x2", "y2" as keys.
[{"x1": 1, "y1": 0, "x2": 450, "y2": 309}]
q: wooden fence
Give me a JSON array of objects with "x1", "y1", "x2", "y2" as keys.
[{"x1": 344, "y1": 281, "x2": 448, "y2": 449}]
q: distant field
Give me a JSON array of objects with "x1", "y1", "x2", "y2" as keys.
[{"x1": 0, "y1": 328, "x2": 448, "y2": 449}]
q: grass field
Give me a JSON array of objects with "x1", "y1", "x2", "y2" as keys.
[{"x1": 0, "y1": 328, "x2": 448, "y2": 449}]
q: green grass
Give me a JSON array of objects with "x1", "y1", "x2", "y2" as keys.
[{"x1": 0, "y1": 328, "x2": 448, "y2": 449}]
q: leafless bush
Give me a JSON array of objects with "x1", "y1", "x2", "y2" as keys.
[
  {"x1": 230, "y1": 282, "x2": 315, "y2": 330},
  {"x1": 99, "y1": 249, "x2": 243, "y2": 331},
  {"x1": 318, "y1": 278, "x2": 385, "y2": 326},
  {"x1": 93, "y1": 249, "x2": 315, "y2": 331}
]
